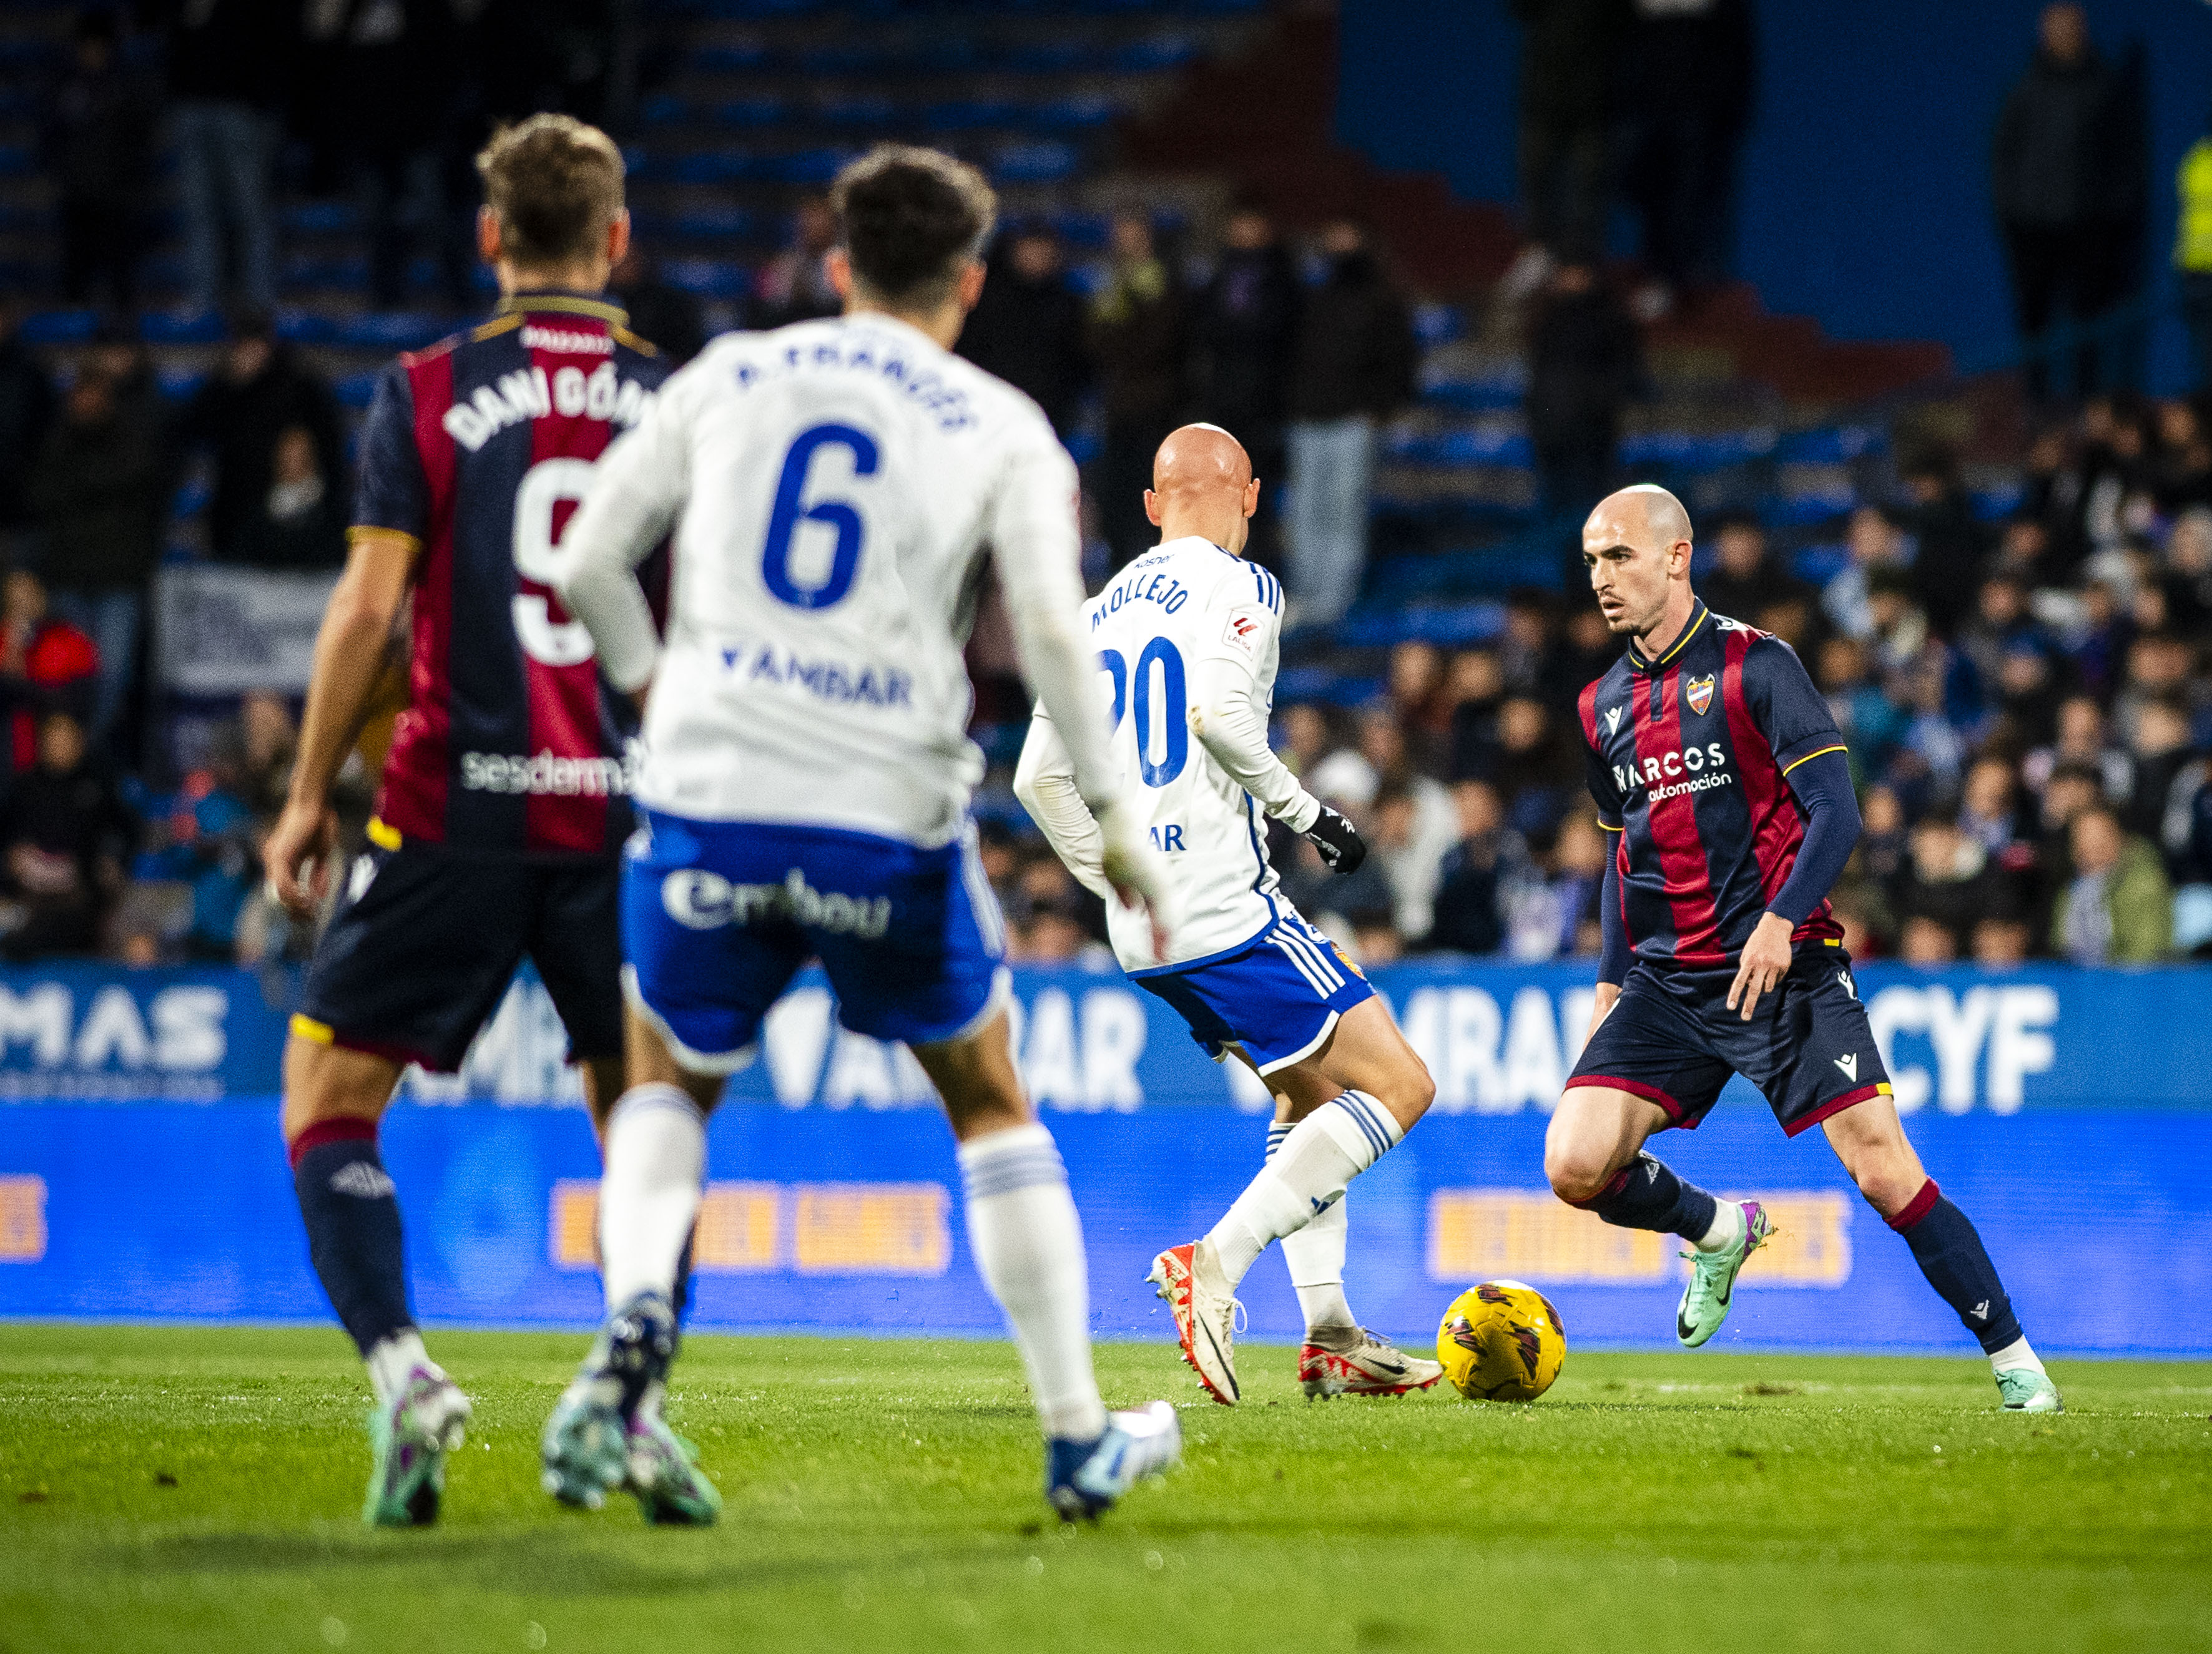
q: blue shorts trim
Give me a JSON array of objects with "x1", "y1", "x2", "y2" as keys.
[
  {"x1": 1136, "y1": 909, "x2": 1373, "y2": 1075},
  {"x1": 621, "y1": 810, "x2": 1009, "y2": 1069}
]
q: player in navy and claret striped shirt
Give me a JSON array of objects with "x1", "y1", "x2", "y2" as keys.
[
  {"x1": 1545, "y1": 485, "x2": 2062, "y2": 1414},
  {"x1": 259, "y1": 115, "x2": 712, "y2": 1529}
]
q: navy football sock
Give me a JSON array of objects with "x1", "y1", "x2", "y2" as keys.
[
  {"x1": 1890, "y1": 1179, "x2": 2022, "y2": 1354},
  {"x1": 292, "y1": 1120, "x2": 414, "y2": 1358},
  {"x1": 1579, "y1": 1152, "x2": 1719, "y2": 1240}
]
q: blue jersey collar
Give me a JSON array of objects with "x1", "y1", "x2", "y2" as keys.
[{"x1": 1626, "y1": 599, "x2": 1709, "y2": 674}]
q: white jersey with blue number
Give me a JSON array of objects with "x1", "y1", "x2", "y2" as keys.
[
  {"x1": 1084, "y1": 536, "x2": 1289, "y2": 969},
  {"x1": 607, "y1": 314, "x2": 1081, "y2": 847}
]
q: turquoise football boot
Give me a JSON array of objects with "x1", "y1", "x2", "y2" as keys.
[
  {"x1": 1997, "y1": 1368, "x2": 2064, "y2": 1412},
  {"x1": 1676, "y1": 1200, "x2": 1772, "y2": 1348},
  {"x1": 625, "y1": 1407, "x2": 722, "y2": 1525},
  {"x1": 363, "y1": 1366, "x2": 472, "y2": 1527},
  {"x1": 543, "y1": 1291, "x2": 677, "y2": 1510}
]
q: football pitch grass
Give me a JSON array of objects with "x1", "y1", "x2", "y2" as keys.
[{"x1": 3, "y1": 1327, "x2": 2208, "y2": 1654}]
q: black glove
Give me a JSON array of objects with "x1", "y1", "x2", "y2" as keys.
[{"x1": 1302, "y1": 804, "x2": 1367, "y2": 874}]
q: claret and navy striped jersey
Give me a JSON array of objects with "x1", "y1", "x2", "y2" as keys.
[
  {"x1": 1577, "y1": 599, "x2": 1847, "y2": 966},
  {"x1": 351, "y1": 291, "x2": 671, "y2": 857}
]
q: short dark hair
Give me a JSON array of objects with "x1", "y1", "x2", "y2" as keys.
[
  {"x1": 831, "y1": 145, "x2": 996, "y2": 309},
  {"x1": 476, "y1": 114, "x2": 626, "y2": 268}
]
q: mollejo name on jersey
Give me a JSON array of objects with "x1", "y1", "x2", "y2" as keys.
[{"x1": 441, "y1": 363, "x2": 657, "y2": 452}]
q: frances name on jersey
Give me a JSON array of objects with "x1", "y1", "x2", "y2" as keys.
[
  {"x1": 727, "y1": 335, "x2": 977, "y2": 433},
  {"x1": 719, "y1": 640, "x2": 913, "y2": 708},
  {"x1": 441, "y1": 361, "x2": 657, "y2": 453}
]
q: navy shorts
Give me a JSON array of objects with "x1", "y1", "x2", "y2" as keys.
[
  {"x1": 622, "y1": 808, "x2": 1008, "y2": 1072},
  {"x1": 1565, "y1": 946, "x2": 1892, "y2": 1136},
  {"x1": 295, "y1": 837, "x2": 623, "y2": 1072},
  {"x1": 1133, "y1": 907, "x2": 1374, "y2": 1077}
]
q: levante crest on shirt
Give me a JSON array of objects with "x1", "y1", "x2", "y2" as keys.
[{"x1": 1685, "y1": 673, "x2": 1716, "y2": 716}]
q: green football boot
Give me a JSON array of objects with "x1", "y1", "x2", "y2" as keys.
[
  {"x1": 363, "y1": 1366, "x2": 473, "y2": 1527},
  {"x1": 542, "y1": 1291, "x2": 677, "y2": 1511},
  {"x1": 624, "y1": 1407, "x2": 722, "y2": 1526},
  {"x1": 1676, "y1": 1199, "x2": 1772, "y2": 1348},
  {"x1": 1996, "y1": 1368, "x2": 2064, "y2": 1413}
]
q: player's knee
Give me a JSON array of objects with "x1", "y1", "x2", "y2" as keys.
[
  {"x1": 1850, "y1": 1155, "x2": 1922, "y2": 1219},
  {"x1": 1545, "y1": 1140, "x2": 1616, "y2": 1206}
]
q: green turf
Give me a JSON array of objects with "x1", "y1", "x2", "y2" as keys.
[{"x1": 2, "y1": 1327, "x2": 2209, "y2": 1654}]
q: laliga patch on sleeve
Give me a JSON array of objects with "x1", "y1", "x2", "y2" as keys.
[{"x1": 1221, "y1": 605, "x2": 1269, "y2": 658}]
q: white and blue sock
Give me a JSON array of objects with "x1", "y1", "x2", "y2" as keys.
[
  {"x1": 1269, "y1": 1120, "x2": 1355, "y2": 1333},
  {"x1": 1205, "y1": 1092, "x2": 1401, "y2": 1289},
  {"x1": 958, "y1": 1123, "x2": 1108, "y2": 1444},
  {"x1": 598, "y1": 1084, "x2": 707, "y2": 1311}
]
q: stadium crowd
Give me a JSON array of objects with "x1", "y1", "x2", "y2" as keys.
[{"x1": 2, "y1": 0, "x2": 2211, "y2": 979}]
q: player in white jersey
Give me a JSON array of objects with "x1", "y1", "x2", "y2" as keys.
[
  {"x1": 1015, "y1": 425, "x2": 1441, "y2": 1405},
  {"x1": 538, "y1": 146, "x2": 1181, "y2": 1521}
]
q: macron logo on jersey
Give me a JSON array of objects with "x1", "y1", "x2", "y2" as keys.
[{"x1": 1605, "y1": 705, "x2": 1623, "y2": 736}]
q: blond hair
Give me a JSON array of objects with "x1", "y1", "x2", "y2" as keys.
[{"x1": 475, "y1": 114, "x2": 625, "y2": 268}]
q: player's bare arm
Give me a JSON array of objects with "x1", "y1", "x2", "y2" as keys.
[{"x1": 266, "y1": 529, "x2": 417, "y2": 916}]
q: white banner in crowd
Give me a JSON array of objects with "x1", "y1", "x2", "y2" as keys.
[{"x1": 155, "y1": 565, "x2": 340, "y2": 697}]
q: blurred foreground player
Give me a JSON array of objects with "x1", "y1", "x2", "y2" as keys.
[
  {"x1": 544, "y1": 145, "x2": 1184, "y2": 1520},
  {"x1": 1015, "y1": 424, "x2": 1440, "y2": 1405},
  {"x1": 264, "y1": 115, "x2": 677, "y2": 1527},
  {"x1": 1549, "y1": 486, "x2": 2061, "y2": 1412}
]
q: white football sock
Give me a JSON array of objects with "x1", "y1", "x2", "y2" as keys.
[
  {"x1": 1987, "y1": 1334, "x2": 2046, "y2": 1377},
  {"x1": 599, "y1": 1083, "x2": 707, "y2": 1311},
  {"x1": 1267, "y1": 1121, "x2": 1354, "y2": 1332},
  {"x1": 1205, "y1": 1092, "x2": 1402, "y2": 1288},
  {"x1": 957, "y1": 1123, "x2": 1109, "y2": 1444},
  {"x1": 365, "y1": 1329, "x2": 433, "y2": 1406},
  {"x1": 1693, "y1": 1198, "x2": 1745, "y2": 1254}
]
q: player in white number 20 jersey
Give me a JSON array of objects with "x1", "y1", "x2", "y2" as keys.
[
  {"x1": 1016, "y1": 424, "x2": 1442, "y2": 1406},
  {"x1": 541, "y1": 147, "x2": 1181, "y2": 1522}
]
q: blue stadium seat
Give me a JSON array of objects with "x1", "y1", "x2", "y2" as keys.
[
  {"x1": 713, "y1": 96, "x2": 789, "y2": 127},
  {"x1": 991, "y1": 142, "x2": 1079, "y2": 184},
  {"x1": 1412, "y1": 303, "x2": 1463, "y2": 346},
  {"x1": 17, "y1": 310, "x2": 99, "y2": 346},
  {"x1": 139, "y1": 311, "x2": 226, "y2": 346},
  {"x1": 282, "y1": 201, "x2": 361, "y2": 235},
  {"x1": 692, "y1": 42, "x2": 771, "y2": 72},
  {"x1": 1776, "y1": 425, "x2": 1883, "y2": 465},
  {"x1": 661, "y1": 258, "x2": 751, "y2": 298},
  {"x1": 1791, "y1": 543, "x2": 1849, "y2": 587},
  {"x1": 774, "y1": 149, "x2": 858, "y2": 184},
  {"x1": 282, "y1": 252, "x2": 368, "y2": 290},
  {"x1": 156, "y1": 366, "x2": 208, "y2": 401},
  {"x1": 668, "y1": 205, "x2": 758, "y2": 241},
  {"x1": 1766, "y1": 488, "x2": 1856, "y2": 527},
  {"x1": 337, "y1": 313, "x2": 448, "y2": 352},
  {"x1": 637, "y1": 93, "x2": 692, "y2": 127},
  {"x1": 669, "y1": 150, "x2": 760, "y2": 185},
  {"x1": 0, "y1": 143, "x2": 34, "y2": 177},
  {"x1": 998, "y1": 41, "x2": 1088, "y2": 73},
  {"x1": 274, "y1": 309, "x2": 340, "y2": 345},
  {"x1": 817, "y1": 94, "x2": 897, "y2": 129},
  {"x1": 171, "y1": 476, "x2": 212, "y2": 519},
  {"x1": 1051, "y1": 210, "x2": 1111, "y2": 249},
  {"x1": 922, "y1": 99, "x2": 1017, "y2": 131},
  {"x1": 1030, "y1": 94, "x2": 1120, "y2": 131},
  {"x1": 335, "y1": 373, "x2": 380, "y2": 411},
  {"x1": 1972, "y1": 482, "x2": 2026, "y2": 521},
  {"x1": 1114, "y1": 34, "x2": 1199, "y2": 71}
]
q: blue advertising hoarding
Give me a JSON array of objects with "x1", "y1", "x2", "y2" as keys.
[{"x1": 0, "y1": 960, "x2": 2206, "y2": 1354}]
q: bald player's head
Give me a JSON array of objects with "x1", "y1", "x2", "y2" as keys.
[
  {"x1": 1581, "y1": 484, "x2": 1696, "y2": 640},
  {"x1": 1145, "y1": 423, "x2": 1261, "y2": 555}
]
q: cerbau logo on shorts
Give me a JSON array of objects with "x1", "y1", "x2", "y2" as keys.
[{"x1": 663, "y1": 868, "x2": 892, "y2": 938}]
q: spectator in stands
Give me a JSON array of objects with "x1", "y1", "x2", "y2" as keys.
[
  {"x1": 179, "y1": 315, "x2": 345, "y2": 568},
  {"x1": 1188, "y1": 197, "x2": 1300, "y2": 557},
  {"x1": 1493, "y1": 695, "x2": 1580, "y2": 839},
  {"x1": 237, "y1": 687, "x2": 296, "y2": 816},
  {"x1": 2150, "y1": 398, "x2": 2212, "y2": 513},
  {"x1": 1526, "y1": 260, "x2": 1641, "y2": 519},
  {"x1": 2118, "y1": 697, "x2": 2198, "y2": 844},
  {"x1": 1621, "y1": 0, "x2": 1756, "y2": 321},
  {"x1": 2055, "y1": 803, "x2": 2171, "y2": 962},
  {"x1": 1815, "y1": 635, "x2": 1905, "y2": 780},
  {"x1": 2179, "y1": 108, "x2": 2212, "y2": 393},
  {"x1": 2114, "y1": 632, "x2": 2198, "y2": 746},
  {"x1": 1897, "y1": 807, "x2": 2005, "y2": 964},
  {"x1": 0, "y1": 568, "x2": 96, "y2": 788},
  {"x1": 958, "y1": 222, "x2": 1088, "y2": 442},
  {"x1": 1959, "y1": 753, "x2": 2035, "y2": 869},
  {"x1": 1447, "y1": 647, "x2": 1507, "y2": 780},
  {"x1": 1900, "y1": 449, "x2": 1992, "y2": 637},
  {"x1": 1502, "y1": 0, "x2": 1634, "y2": 301},
  {"x1": 1509, "y1": 809, "x2": 1608, "y2": 960},
  {"x1": 1822, "y1": 505, "x2": 1910, "y2": 642},
  {"x1": 0, "y1": 710, "x2": 132, "y2": 959},
  {"x1": 0, "y1": 308, "x2": 54, "y2": 549},
  {"x1": 140, "y1": 723, "x2": 260, "y2": 961},
  {"x1": 226, "y1": 426, "x2": 347, "y2": 570},
  {"x1": 1426, "y1": 777, "x2": 1530, "y2": 955},
  {"x1": 2162, "y1": 506, "x2": 2212, "y2": 639},
  {"x1": 1702, "y1": 514, "x2": 1809, "y2": 625},
  {"x1": 1387, "y1": 640, "x2": 1452, "y2": 773},
  {"x1": 28, "y1": 357, "x2": 170, "y2": 753},
  {"x1": 752, "y1": 196, "x2": 841, "y2": 331},
  {"x1": 1088, "y1": 212, "x2": 1188, "y2": 572},
  {"x1": 609, "y1": 244, "x2": 707, "y2": 366},
  {"x1": 1992, "y1": 4, "x2": 2145, "y2": 404},
  {"x1": 42, "y1": 9, "x2": 155, "y2": 312},
  {"x1": 162, "y1": 0, "x2": 290, "y2": 316},
  {"x1": 1276, "y1": 701, "x2": 1331, "y2": 782},
  {"x1": 337, "y1": 0, "x2": 471, "y2": 310},
  {"x1": 1956, "y1": 572, "x2": 2049, "y2": 705},
  {"x1": 1284, "y1": 218, "x2": 1416, "y2": 629}
]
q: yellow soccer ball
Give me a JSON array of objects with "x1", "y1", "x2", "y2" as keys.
[{"x1": 1436, "y1": 1280, "x2": 1566, "y2": 1402}]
